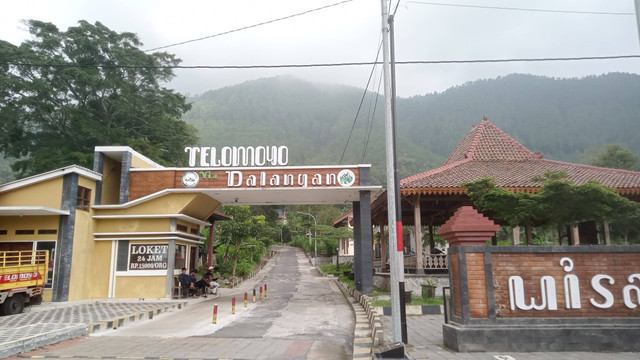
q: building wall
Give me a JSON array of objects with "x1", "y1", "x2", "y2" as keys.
[
  {"x1": 94, "y1": 218, "x2": 171, "y2": 233},
  {"x1": 0, "y1": 178, "x2": 63, "y2": 208},
  {"x1": 131, "y1": 155, "x2": 157, "y2": 169},
  {"x1": 115, "y1": 275, "x2": 166, "y2": 299},
  {"x1": 101, "y1": 156, "x2": 122, "y2": 205},
  {"x1": 68, "y1": 210, "x2": 109, "y2": 300}
]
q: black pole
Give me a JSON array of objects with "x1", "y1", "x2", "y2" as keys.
[{"x1": 389, "y1": 14, "x2": 407, "y2": 344}]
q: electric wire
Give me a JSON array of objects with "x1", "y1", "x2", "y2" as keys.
[
  {"x1": 339, "y1": 40, "x2": 383, "y2": 165},
  {"x1": 406, "y1": 1, "x2": 636, "y2": 16},
  {"x1": 360, "y1": 71, "x2": 384, "y2": 164},
  {"x1": 392, "y1": 0, "x2": 402, "y2": 16},
  {"x1": 361, "y1": 69, "x2": 381, "y2": 162},
  {"x1": 144, "y1": 0, "x2": 353, "y2": 52},
  {"x1": 5, "y1": 54, "x2": 639, "y2": 70}
]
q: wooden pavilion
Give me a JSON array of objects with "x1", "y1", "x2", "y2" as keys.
[{"x1": 339, "y1": 116, "x2": 640, "y2": 274}]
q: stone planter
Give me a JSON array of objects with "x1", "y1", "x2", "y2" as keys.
[
  {"x1": 404, "y1": 290, "x2": 412, "y2": 303},
  {"x1": 421, "y1": 284, "x2": 437, "y2": 299}
]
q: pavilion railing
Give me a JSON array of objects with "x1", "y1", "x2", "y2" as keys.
[
  {"x1": 423, "y1": 254, "x2": 448, "y2": 270},
  {"x1": 374, "y1": 254, "x2": 449, "y2": 272}
]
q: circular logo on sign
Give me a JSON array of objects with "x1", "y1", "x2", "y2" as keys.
[
  {"x1": 337, "y1": 169, "x2": 356, "y2": 187},
  {"x1": 181, "y1": 171, "x2": 199, "y2": 188}
]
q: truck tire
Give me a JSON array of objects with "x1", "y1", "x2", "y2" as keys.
[{"x1": 2, "y1": 294, "x2": 25, "y2": 315}]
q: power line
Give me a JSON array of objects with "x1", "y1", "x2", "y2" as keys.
[
  {"x1": 144, "y1": 0, "x2": 353, "y2": 52},
  {"x1": 339, "y1": 41, "x2": 383, "y2": 164},
  {"x1": 5, "y1": 54, "x2": 640, "y2": 70},
  {"x1": 406, "y1": 1, "x2": 636, "y2": 16},
  {"x1": 361, "y1": 72, "x2": 384, "y2": 164}
]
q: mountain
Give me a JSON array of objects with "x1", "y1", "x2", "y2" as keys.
[
  {"x1": 397, "y1": 73, "x2": 640, "y2": 162},
  {"x1": 182, "y1": 73, "x2": 640, "y2": 186}
]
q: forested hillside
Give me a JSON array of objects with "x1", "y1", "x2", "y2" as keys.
[
  {"x1": 182, "y1": 73, "x2": 640, "y2": 185},
  {"x1": 398, "y1": 73, "x2": 640, "y2": 162}
]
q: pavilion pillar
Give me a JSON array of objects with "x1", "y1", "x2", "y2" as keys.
[
  {"x1": 571, "y1": 224, "x2": 580, "y2": 245},
  {"x1": 428, "y1": 218, "x2": 435, "y2": 252},
  {"x1": 413, "y1": 197, "x2": 424, "y2": 274},
  {"x1": 604, "y1": 222, "x2": 611, "y2": 245},
  {"x1": 379, "y1": 214, "x2": 388, "y2": 272},
  {"x1": 512, "y1": 226, "x2": 520, "y2": 245},
  {"x1": 525, "y1": 224, "x2": 533, "y2": 245}
]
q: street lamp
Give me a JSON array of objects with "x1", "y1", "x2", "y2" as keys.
[{"x1": 297, "y1": 211, "x2": 317, "y2": 266}]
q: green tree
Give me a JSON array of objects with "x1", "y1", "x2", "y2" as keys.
[
  {"x1": 585, "y1": 144, "x2": 639, "y2": 170},
  {"x1": 0, "y1": 20, "x2": 196, "y2": 177},
  {"x1": 464, "y1": 171, "x2": 640, "y2": 244},
  {"x1": 463, "y1": 178, "x2": 542, "y2": 244},
  {"x1": 215, "y1": 206, "x2": 267, "y2": 277}
]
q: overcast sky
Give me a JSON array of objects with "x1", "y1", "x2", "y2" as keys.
[{"x1": 2, "y1": 0, "x2": 639, "y2": 97}]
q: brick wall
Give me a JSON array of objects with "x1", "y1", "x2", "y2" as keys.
[
  {"x1": 466, "y1": 252, "x2": 488, "y2": 318},
  {"x1": 492, "y1": 252, "x2": 640, "y2": 318}
]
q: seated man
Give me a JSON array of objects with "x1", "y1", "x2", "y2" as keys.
[
  {"x1": 178, "y1": 268, "x2": 191, "y2": 298},
  {"x1": 194, "y1": 275, "x2": 210, "y2": 297},
  {"x1": 210, "y1": 266, "x2": 220, "y2": 295},
  {"x1": 188, "y1": 269, "x2": 199, "y2": 297}
]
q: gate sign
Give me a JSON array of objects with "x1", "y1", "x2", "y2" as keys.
[
  {"x1": 129, "y1": 244, "x2": 168, "y2": 270},
  {"x1": 179, "y1": 168, "x2": 359, "y2": 189},
  {"x1": 184, "y1": 146, "x2": 289, "y2": 167}
]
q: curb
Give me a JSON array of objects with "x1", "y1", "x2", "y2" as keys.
[
  {"x1": 374, "y1": 304, "x2": 443, "y2": 316},
  {"x1": 336, "y1": 281, "x2": 385, "y2": 360},
  {"x1": 86, "y1": 301, "x2": 187, "y2": 334},
  {"x1": 0, "y1": 325, "x2": 88, "y2": 359}
]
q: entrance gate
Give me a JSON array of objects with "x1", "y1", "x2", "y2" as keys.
[{"x1": 93, "y1": 146, "x2": 381, "y2": 298}]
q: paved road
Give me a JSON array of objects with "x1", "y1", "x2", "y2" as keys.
[{"x1": 11, "y1": 246, "x2": 354, "y2": 360}]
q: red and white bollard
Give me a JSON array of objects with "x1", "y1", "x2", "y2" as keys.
[
  {"x1": 244, "y1": 292, "x2": 248, "y2": 308},
  {"x1": 212, "y1": 304, "x2": 218, "y2": 324},
  {"x1": 232, "y1": 297, "x2": 235, "y2": 314},
  {"x1": 264, "y1": 283, "x2": 267, "y2": 298},
  {"x1": 259, "y1": 286, "x2": 263, "y2": 300}
]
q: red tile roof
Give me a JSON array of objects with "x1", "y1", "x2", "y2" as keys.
[{"x1": 401, "y1": 117, "x2": 640, "y2": 195}]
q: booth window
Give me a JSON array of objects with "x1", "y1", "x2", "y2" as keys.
[
  {"x1": 175, "y1": 245, "x2": 187, "y2": 269},
  {"x1": 76, "y1": 186, "x2": 91, "y2": 211}
]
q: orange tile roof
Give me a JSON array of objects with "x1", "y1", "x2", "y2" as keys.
[{"x1": 401, "y1": 116, "x2": 640, "y2": 195}]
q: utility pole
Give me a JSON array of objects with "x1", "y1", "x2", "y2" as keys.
[
  {"x1": 635, "y1": 0, "x2": 640, "y2": 48},
  {"x1": 298, "y1": 211, "x2": 317, "y2": 266},
  {"x1": 381, "y1": 0, "x2": 407, "y2": 344}
]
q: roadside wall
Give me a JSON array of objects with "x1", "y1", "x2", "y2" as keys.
[{"x1": 444, "y1": 245, "x2": 640, "y2": 352}]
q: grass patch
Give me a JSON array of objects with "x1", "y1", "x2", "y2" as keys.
[
  {"x1": 369, "y1": 286, "x2": 390, "y2": 297},
  {"x1": 339, "y1": 275, "x2": 354, "y2": 289},
  {"x1": 318, "y1": 264, "x2": 340, "y2": 275},
  {"x1": 372, "y1": 297, "x2": 444, "y2": 307}
]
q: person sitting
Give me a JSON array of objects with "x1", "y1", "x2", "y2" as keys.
[
  {"x1": 188, "y1": 269, "x2": 199, "y2": 297},
  {"x1": 178, "y1": 268, "x2": 191, "y2": 298},
  {"x1": 209, "y1": 277, "x2": 219, "y2": 296},
  {"x1": 194, "y1": 275, "x2": 210, "y2": 297}
]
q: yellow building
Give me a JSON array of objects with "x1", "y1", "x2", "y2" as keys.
[{"x1": 0, "y1": 147, "x2": 216, "y2": 301}]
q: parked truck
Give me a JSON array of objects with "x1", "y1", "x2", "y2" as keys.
[{"x1": 0, "y1": 250, "x2": 48, "y2": 315}]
